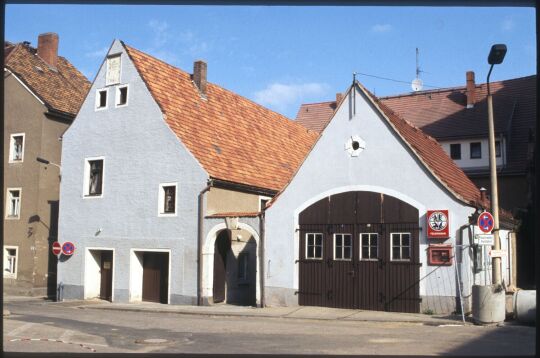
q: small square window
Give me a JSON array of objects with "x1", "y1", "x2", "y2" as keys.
[
  {"x1": 116, "y1": 85, "x2": 128, "y2": 107},
  {"x1": 450, "y1": 143, "x2": 461, "y2": 160},
  {"x1": 470, "y1": 142, "x2": 481, "y2": 159},
  {"x1": 9, "y1": 134, "x2": 25, "y2": 163},
  {"x1": 334, "y1": 233, "x2": 352, "y2": 261},
  {"x1": 391, "y1": 233, "x2": 411, "y2": 261},
  {"x1": 84, "y1": 158, "x2": 104, "y2": 197},
  {"x1": 5, "y1": 189, "x2": 21, "y2": 219},
  {"x1": 306, "y1": 233, "x2": 323, "y2": 259},
  {"x1": 3, "y1": 247, "x2": 18, "y2": 278},
  {"x1": 495, "y1": 140, "x2": 501, "y2": 158},
  {"x1": 360, "y1": 233, "x2": 378, "y2": 260},
  {"x1": 159, "y1": 183, "x2": 177, "y2": 216},
  {"x1": 238, "y1": 253, "x2": 249, "y2": 280},
  {"x1": 96, "y1": 89, "x2": 107, "y2": 109}
]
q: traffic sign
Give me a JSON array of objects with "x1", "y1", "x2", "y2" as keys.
[
  {"x1": 52, "y1": 242, "x2": 62, "y2": 255},
  {"x1": 475, "y1": 234, "x2": 494, "y2": 246},
  {"x1": 61, "y1": 241, "x2": 75, "y2": 256},
  {"x1": 477, "y1": 211, "x2": 494, "y2": 233},
  {"x1": 489, "y1": 249, "x2": 507, "y2": 258}
]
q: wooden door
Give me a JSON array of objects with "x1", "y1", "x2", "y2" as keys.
[
  {"x1": 213, "y1": 231, "x2": 231, "y2": 303},
  {"x1": 99, "y1": 250, "x2": 113, "y2": 301},
  {"x1": 142, "y1": 252, "x2": 168, "y2": 303}
]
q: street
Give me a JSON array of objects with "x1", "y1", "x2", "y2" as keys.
[{"x1": 3, "y1": 297, "x2": 536, "y2": 355}]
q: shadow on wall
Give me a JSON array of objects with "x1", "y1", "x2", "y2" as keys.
[{"x1": 225, "y1": 236, "x2": 257, "y2": 306}]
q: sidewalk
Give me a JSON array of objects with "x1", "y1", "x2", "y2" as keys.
[{"x1": 46, "y1": 298, "x2": 471, "y2": 326}]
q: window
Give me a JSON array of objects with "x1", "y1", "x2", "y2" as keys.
[
  {"x1": 116, "y1": 85, "x2": 128, "y2": 107},
  {"x1": 470, "y1": 142, "x2": 481, "y2": 159},
  {"x1": 450, "y1": 143, "x2": 461, "y2": 160},
  {"x1": 9, "y1": 133, "x2": 25, "y2": 163},
  {"x1": 495, "y1": 140, "x2": 501, "y2": 158},
  {"x1": 334, "y1": 233, "x2": 352, "y2": 260},
  {"x1": 238, "y1": 253, "x2": 249, "y2": 280},
  {"x1": 360, "y1": 233, "x2": 378, "y2": 260},
  {"x1": 306, "y1": 233, "x2": 323, "y2": 259},
  {"x1": 391, "y1": 233, "x2": 411, "y2": 261},
  {"x1": 5, "y1": 189, "x2": 21, "y2": 219},
  {"x1": 96, "y1": 89, "x2": 107, "y2": 109},
  {"x1": 84, "y1": 158, "x2": 104, "y2": 197},
  {"x1": 106, "y1": 55, "x2": 121, "y2": 86},
  {"x1": 3, "y1": 247, "x2": 18, "y2": 278},
  {"x1": 158, "y1": 183, "x2": 177, "y2": 216}
]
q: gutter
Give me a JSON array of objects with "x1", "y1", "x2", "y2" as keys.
[
  {"x1": 197, "y1": 179, "x2": 213, "y2": 306},
  {"x1": 211, "y1": 177, "x2": 278, "y2": 197}
]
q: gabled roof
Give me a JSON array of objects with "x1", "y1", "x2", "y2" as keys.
[
  {"x1": 295, "y1": 100, "x2": 336, "y2": 133},
  {"x1": 123, "y1": 43, "x2": 319, "y2": 192},
  {"x1": 4, "y1": 41, "x2": 91, "y2": 117}
]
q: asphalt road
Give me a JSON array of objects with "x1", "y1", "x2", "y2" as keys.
[{"x1": 3, "y1": 298, "x2": 536, "y2": 355}]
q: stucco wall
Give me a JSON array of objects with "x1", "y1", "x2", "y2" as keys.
[
  {"x1": 57, "y1": 40, "x2": 208, "y2": 303},
  {"x1": 206, "y1": 187, "x2": 262, "y2": 214},
  {"x1": 265, "y1": 86, "x2": 478, "y2": 312}
]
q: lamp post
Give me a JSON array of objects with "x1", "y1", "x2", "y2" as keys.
[
  {"x1": 37, "y1": 156, "x2": 62, "y2": 180},
  {"x1": 486, "y1": 44, "x2": 507, "y2": 286}
]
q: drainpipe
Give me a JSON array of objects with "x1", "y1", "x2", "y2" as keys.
[
  {"x1": 197, "y1": 179, "x2": 213, "y2": 306},
  {"x1": 259, "y1": 211, "x2": 266, "y2": 307}
]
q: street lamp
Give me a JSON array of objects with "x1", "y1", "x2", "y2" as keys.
[
  {"x1": 486, "y1": 44, "x2": 507, "y2": 287},
  {"x1": 37, "y1": 157, "x2": 62, "y2": 180}
]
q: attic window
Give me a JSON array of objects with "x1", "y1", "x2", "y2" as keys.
[
  {"x1": 116, "y1": 85, "x2": 128, "y2": 107},
  {"x1": 106, "y1": 55, "x2": 121, "y2": 86},
  {"x1": 96, "y1": 89, "x2": 107, "y2": 110}
]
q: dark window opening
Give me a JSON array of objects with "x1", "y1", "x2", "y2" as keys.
[
  {"x1": 163, "y1": 186, "x2": 176, "y2": 213},
  {"x1": 98, "y1": 90, "x2": 107, "y2": 108},
  {"x1": 118, "y1": 86, "x2": 128, "y2": 105},
  {"x1": 334, "y1": 234, "x2": 352, "y2": 260},
  {"x1": 88, "y1": 160, "x2": 103, "y2": 196},
  {"x1": 470, "y1": 142, "x2": 481, "y2": 159},
  {"x1": 450, "y1": 143, "x2": 461, "y2": 160},
  {"x1": 352, "y1": 141, "x2": 360, "y2": 151},
  {"x1": 12, "y1": 136, "x2": 24, "y2": 161},
  {"x1": 495, "y1": 140, "x2": 501, "y2": 158},
  {"x1": 306, "y1": 233, "x2": 323, "y2": 259}
]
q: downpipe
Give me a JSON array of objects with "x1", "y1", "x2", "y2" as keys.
[{"x1": 197, "y1": 179, "x2": 213, "y2": 306}]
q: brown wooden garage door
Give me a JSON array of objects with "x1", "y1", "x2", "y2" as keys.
[
  {"x1": 298, "y1": 191, "x2": 421, "y2": 313},
  {"x1": 142, "y1": 252, "x2": 169, "y2": 304}
]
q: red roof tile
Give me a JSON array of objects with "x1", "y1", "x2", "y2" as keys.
[
  {"x1": 4, "y1": 42, "x2": 91, "y2": 117},
  {"x1": 123, "y1": 43, "x2": 319, "y2": 192}
]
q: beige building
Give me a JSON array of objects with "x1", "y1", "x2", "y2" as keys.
[{"x1": 3, "y1": 33, "x2": 90, "y2": 296}]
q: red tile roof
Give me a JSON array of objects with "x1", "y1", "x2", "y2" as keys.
[
  {"x1": 296, "y1": 100, "x2": 336, "y2": 133},
  {"x1": 4, "y1": 42, "x2": 91, "y2": 117},
  {"x1": 123, "y1": 43, "x2": 319, "y2": 192}
]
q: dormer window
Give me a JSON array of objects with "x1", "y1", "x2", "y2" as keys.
[
  {"x1": 106, "y1": 54, "x2": 121, "y2": 86},
  {"x1": 96, "y1": 89, "x2": 107, "y2": 110}
]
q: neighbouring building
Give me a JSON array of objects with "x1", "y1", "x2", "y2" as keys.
[
  {"x1": 265, "y1": 80, "x2": 515, "y2": 314},
  {"x1": 56, "y1": 40, "x2": 318, "y2": 306},
  {"x1": 3, "y1": 33, "x2": 90, "y2": 296}
]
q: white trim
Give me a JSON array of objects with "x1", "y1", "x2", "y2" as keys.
[
  {"x1": 3, "y1": 245, "x2": 19, "y2": 278},
  {"x1": 359, "y1": 232, "x2": 379, "y2": 261},
  {"x1": 333, "y1": 233, "x2": 353, "y2": 261},
  {"x1": 204, "y1": 222, "x2": 261, "y2": 306},
  {"x1": 94, "y1": 88, "x2": 108, "y2": 111},
  {"x1": 84, "y1": 247, "x2": 115, "y2": 301},
  {"x1": 129, "y1": 248, "x2": 171, "y2": 304},
  {"x1": 158, "y1": 182, "x2": 178, "y2": 217},
  {"x1": 305, "y1": 232, "x2": 323, "y2": 260},
  {"x1": 8, "y1": 133, "x2": 25, "y2": 163},
  {"x1": 83, "y1": 156, "x2": 105, "y2": 199},
  {"x1": 259, "y1": 196, "x2": 272, "y2": 211},
  {"x1": 105, "y1": 54, "x2": 122, "y2": 86},
  {"x1": 5, "y1": 187, "x2": 22, "y2": 220},
  {"x1": 390, "y1": 232, "x2": 412, "y2": 262},
  {"x1": 115, "y1": 84, "x2": 129, "y2": 108},
  {"x1": 4, "y1": 69, "x2": 45, "y2": 105}
]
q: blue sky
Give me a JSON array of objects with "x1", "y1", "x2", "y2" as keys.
[{"x1": 5, "y1": 5, "x2": 536, "y2": 119}]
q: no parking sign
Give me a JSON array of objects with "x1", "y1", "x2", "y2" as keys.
[
  {"x1": 477, "y1": 212, "x2": 495, "y2": 233},
  {"x1": 61, "y1": 242, "x2": 75, "y2": 256}
]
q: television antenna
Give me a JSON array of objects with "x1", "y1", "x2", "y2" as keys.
[{"x1": 411, "y1": 47, "x2": 424, "y2": 91}]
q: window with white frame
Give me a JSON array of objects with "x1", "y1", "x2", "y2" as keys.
[
  {"x1": 5, "y1": 189, "x2": 21, "y2": 219},
  {"x1": 83, "y1": 158, "x2": 104, "y2": 197},
  {"x1": 334, "y1": 233, "x2": 352, "y2": 260},
  {"x1": 116, "y1": 85, "x2": 128, "y2": 107},
  {"x1": 305, "y1": 233, "x2": 323, "y2": 259},
  {"x1": 106, "y1": 55, "x2": 121, "y2": 86},
  {"x1": 391, "y1": 233, "x2": 411, "y2": 261},
  {"x1": 3, "y1": 246, "x2": 18, "y2": 277},
  {"x1": 95, "y1": 89, "x2": 108, "y2": 109},
  {"x1": 9, "y1": 133, "x2": 25, "y2": 162},
  {"x1": 158, "y1": 183, "x2": 177, "y2": 216},
  {"x1": 360, "y1": 233, "x2": 378, "y2": 260},
  {"x1": 238, "y1": 252, "x2": 249, "y2": 280}
]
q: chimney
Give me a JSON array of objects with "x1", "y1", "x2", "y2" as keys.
[
  {"x1": 336, "y1": 92, "x2": 343, "y2": 104},
  {"x1": 193, "y1": 60, "x2": 207, "y2": 95},
  {"x1": 37, "y1": 32, "x2": 59, "y2": 69},
  {"x1": 466, "y1": 71, "x2": 476, "y2": 108},
  {"x1": 480, "y1": 187, "x2": 487, "y2": 203}
]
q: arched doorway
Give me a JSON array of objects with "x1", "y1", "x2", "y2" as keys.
[
  {"x1": 213, "y1": 230, "x2": 231, "y2": 303},
  {"x1": 297, "y1": 191, "x2": 421, "y2": 313}
]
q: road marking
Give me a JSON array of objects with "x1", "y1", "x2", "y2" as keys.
[
  {"x1": 8, "y1": 338, "x2": 97, "y2": 352},
  {"x1": 7, "y1": 322, "x2": 35, "y2": 337}
]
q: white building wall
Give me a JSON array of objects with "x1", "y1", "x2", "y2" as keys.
[
  {"x1": 265, "y1": 85, "x2": 478, "y2": 312},
  {"x1": 57, "y1": 40, "x2": 208, "y2": 304}
]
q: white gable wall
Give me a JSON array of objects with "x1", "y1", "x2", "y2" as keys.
[
  {"x1": 265, "y1": 86, "x2": 477, "y2": 312},
  {"x1": 58, "y1": 40, "x2": 208, "y2": 304}
]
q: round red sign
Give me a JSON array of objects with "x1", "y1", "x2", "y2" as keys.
[
  {"x1": 52, "y1": 242, "x2": 62, "y2": 255},
  {"x1": 477, "y1": 211, "x2": 495, "y2": 233},
  {"x1": 61, "y1": 241, "x2": 75, "y2": 256}
]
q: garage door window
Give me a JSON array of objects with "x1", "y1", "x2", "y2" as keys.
[
  {"x1": 360, "y1": 233, "x2": 378, "y2": 260},
  {"x1": 306, "y1": 233, "x2": 323, "y2": 259},
  {"x1": 391, "y1": 233, "x2": 411, "y2": 261},
  {"x1": 334, "y1": 234, "x2": 352, "y2": 260}
]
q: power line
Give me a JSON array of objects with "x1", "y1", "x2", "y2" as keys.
[{"x1": 355, "y1": 71, "x2": 444, "y2": 89}]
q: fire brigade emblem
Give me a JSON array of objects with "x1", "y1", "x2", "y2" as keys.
[{"x1": 428, "y1": 211, "x2": 448, "y2": 232}]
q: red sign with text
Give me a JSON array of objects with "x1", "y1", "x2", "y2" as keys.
[{"x1": 427, "y1": 210, "x2": 449, "y2": 239}]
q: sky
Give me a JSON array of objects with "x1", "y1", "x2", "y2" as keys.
[{"x1": 5, "y1": 4, "x2": 536, "y2": 119}]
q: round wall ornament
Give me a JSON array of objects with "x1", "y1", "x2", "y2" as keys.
[{"x1": 345, "y1": 135, "x2": 366, "y2": 157}]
